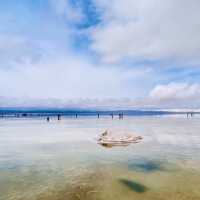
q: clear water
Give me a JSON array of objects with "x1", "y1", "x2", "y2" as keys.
[{"x1": 1, "y1": 116, "x2": 200, "y2": 200}]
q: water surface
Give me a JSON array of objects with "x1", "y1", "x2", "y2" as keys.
[{"x1": 0, "y1": 116, "x2": 200, "y2": 200}]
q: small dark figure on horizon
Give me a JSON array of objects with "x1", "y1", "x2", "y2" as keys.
[
  {"x1": 47, "y1": 117, "x2": 50, "y2": 122},
  {"x1": 22, "y1": 113, "x2": 27, "y2": 117},
  {"x1": 98, "y1": 113, "x2": 100, "y2": 118},
  {"x1": 111, "y1": 113, "x2": 114, "y2": 119},
  {"x1": 57, "y1": 114, "x2": 61, "y2": 120},
  {"x1": 187, "y1": 112, "x2": 194, "y2": 118},
  {"x1": 119, "y1": 113, "x2": 124, "y2": 119},
  {"x1": 75, "y1": 114, "x2": 78, "y2": 118}
]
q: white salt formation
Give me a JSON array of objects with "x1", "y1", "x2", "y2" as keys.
[{"x1": 97, "y1": 129, "x2": 142, "y2": 148}]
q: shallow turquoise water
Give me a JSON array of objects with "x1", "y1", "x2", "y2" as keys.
[{"x1": 0, "y1": 116, "x2": 200, "y2": 200}]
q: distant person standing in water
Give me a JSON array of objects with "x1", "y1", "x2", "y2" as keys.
[
  {"x1": 119, "y1": 113, "x2": 124, "y2": 119},
  {"x1": 47, "y1": 117, "x2": 50, "y2": 122}
]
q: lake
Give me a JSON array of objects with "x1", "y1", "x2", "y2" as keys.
[{"x1": 0, "y1": 115, "x2": 200, "y2": 200}]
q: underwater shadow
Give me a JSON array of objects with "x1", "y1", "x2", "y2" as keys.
[
  {"x1": 119, "y1": 178, "x2": 148, "y2": 193},
  {"x1": 128, "y1": 160, "x2": 165, "y2": 173}
]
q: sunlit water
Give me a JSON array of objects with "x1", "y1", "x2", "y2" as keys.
[{"x1": 1, "y1": 115, "x2": 200, "y2": 200}]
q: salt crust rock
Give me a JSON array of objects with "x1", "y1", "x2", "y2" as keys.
[{"x1": 97, "y1": 129, "x2": 142, "y2": 147}]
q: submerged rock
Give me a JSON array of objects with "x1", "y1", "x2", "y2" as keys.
[{"x1": 97, "y1": 130, "x2": 142, "y2": 148}]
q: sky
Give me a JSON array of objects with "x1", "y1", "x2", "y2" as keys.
[{"x1": 0, "y1": 0, "x2": 200, "y2": 109}]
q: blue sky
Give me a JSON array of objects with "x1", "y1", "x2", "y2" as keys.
[{"x1": 0, "y1": 0, "x2": 200, "y2": 109}]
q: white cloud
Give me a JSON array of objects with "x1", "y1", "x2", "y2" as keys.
[
  {"x1": 0, "y1": 1, "x2": 153, "y2": 107},
  {"x1": 0, "y1": 51, "x2": 152, "y2": 101},
  {"x1": 150, "y1": 83, "x2": 200, "y2": 101},
  {"x1": 49, "y1": 0, "x2": 85, "y2": 23},
  {"x1": 148, "y1": 82, "x2": 200, "y2": 109},
  {"x1": 1, "y1": 0, "x2": 200, "y2": 109},
  {"x1": 0, "y1": 34, "x2": 44, "y2": 67},
  {"x1": 91, "y1": 0, "x2": 200, "y2": 64},
  {"x1": 0, "y1": 97, "x2": 139, "y2": 109}
]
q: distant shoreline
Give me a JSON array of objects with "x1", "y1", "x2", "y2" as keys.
[{"x1": 0, "y1": 109, "x2": 199, "y2": 118}]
